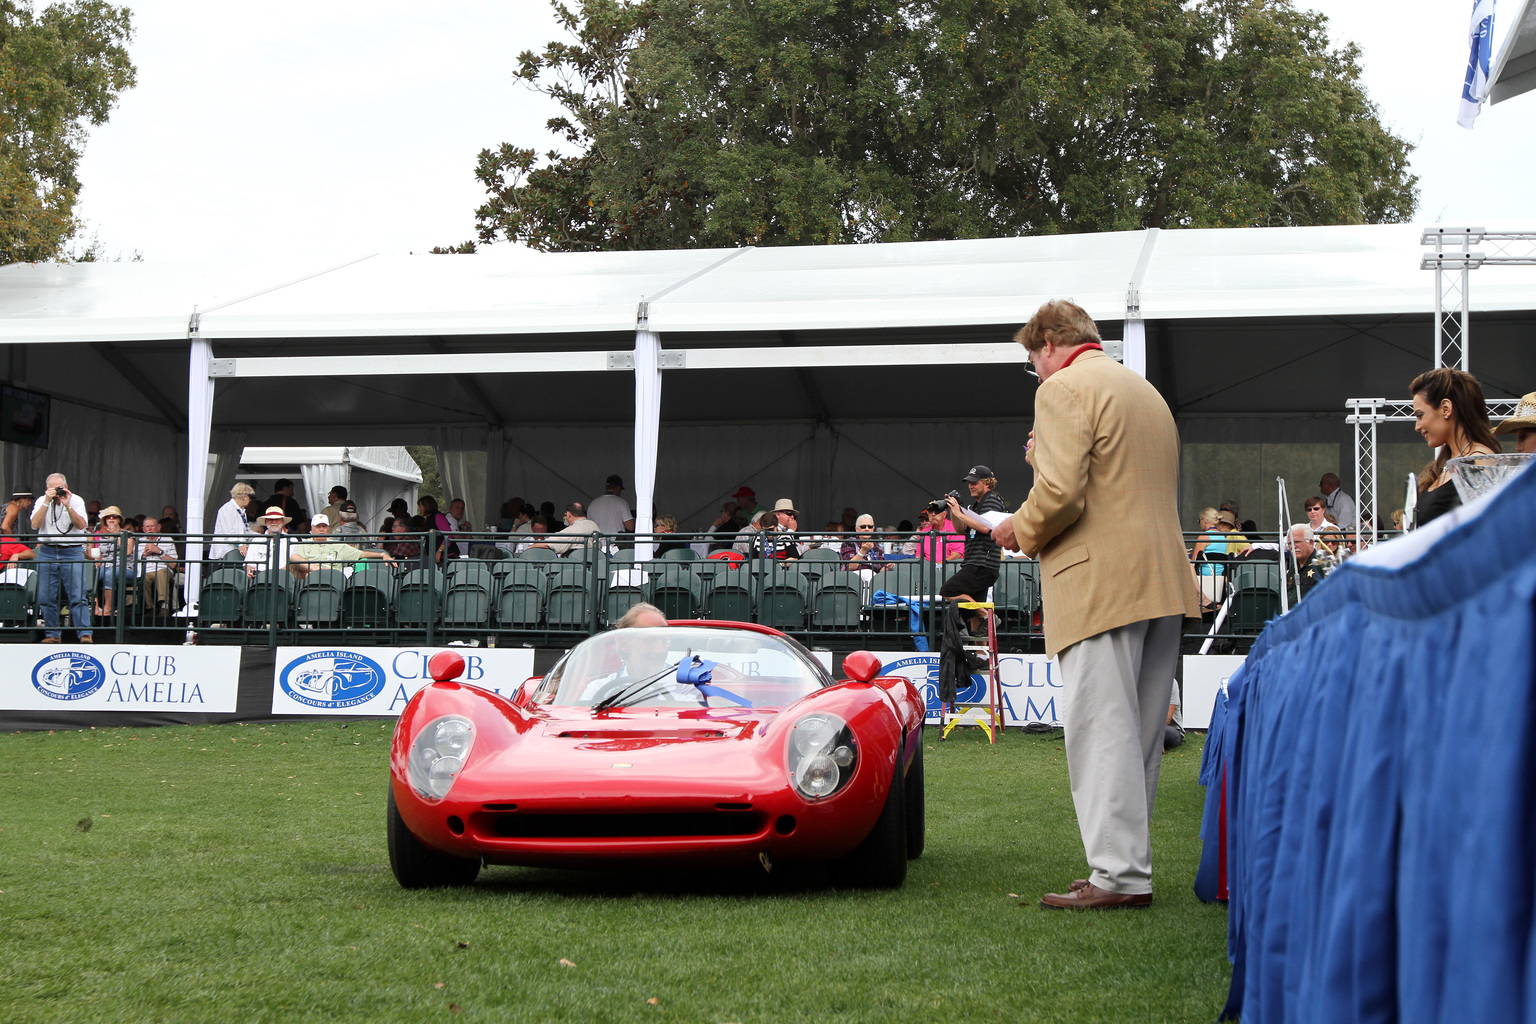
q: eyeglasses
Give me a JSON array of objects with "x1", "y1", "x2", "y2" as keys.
[{"x1": 857, "y1": 524, "x2": 874, "y2": 530}]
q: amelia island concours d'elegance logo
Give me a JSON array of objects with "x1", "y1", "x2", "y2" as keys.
[
  {"x1": 31, "y1": 652, "x2": 108, "y2": 701},
  {"x1": 279, "y1": 650, "x2": 388, "y2": 709}
]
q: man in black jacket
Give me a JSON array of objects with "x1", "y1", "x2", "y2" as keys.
[{"x1": 943, "y1": 465, "x2": 1007, "y2": 629}]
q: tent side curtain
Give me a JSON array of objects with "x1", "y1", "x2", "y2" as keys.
[
  {"x1": 3, "y1": 399, "x2": 182, "y2": 521},
  {"x1": 300, "y1": 463, "x2": 348, "y2": 520}
]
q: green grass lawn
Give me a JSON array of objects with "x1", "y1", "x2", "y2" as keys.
[{"x1": 0, "y1": 722, "x2": 1228, "y2": 1023}]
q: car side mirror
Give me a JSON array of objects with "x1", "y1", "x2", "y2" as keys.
[
  {"x1": 428, "y1": 650, "x2": 466, "y2": 683},
  {"x1": 843, "y1": 651, "x2": 882, "y2": 684},
  {"x1": 511, "y1": 676, "x2": 542, "y2": 708}
]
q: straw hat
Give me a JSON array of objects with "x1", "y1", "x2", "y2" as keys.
[
  {"x1": 99, "y1": 505, "x2": 124, "y2": 521},
  {"x1": 257, "y1": 505, "x2": 292, "y2": 526},
  {"x1": 1493, "y1": 391, "x2": 1536, "y2": 435},
  {"x1": 772, "y1": 498, "x2": 799, "y2": 515}
]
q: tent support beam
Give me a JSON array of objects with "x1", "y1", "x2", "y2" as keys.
[
  {"x1": 91, "y1": 343, "x2": 184, "y2": 429},
  {"x1": 183, "y1": 317, "x2": 214, "y2": 619},
  {"x1": 429, "y1": 339, "x2": 504, "y2": 429}
]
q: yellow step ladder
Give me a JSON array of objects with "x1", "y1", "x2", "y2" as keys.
[{"x1": 943, "y1": 602, "x2": 1003, "y2": 743}]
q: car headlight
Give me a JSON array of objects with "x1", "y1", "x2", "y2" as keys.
[
  {"x1": 786, "y1": 713, "x2": 856, "y2": 801},
  {"x1": 407, "y1": 715, "x2": 475, "y2": 801}
]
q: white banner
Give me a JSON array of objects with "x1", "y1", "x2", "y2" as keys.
[
  {"x1": 864, "y1": 651, "x2": 1064, "y2": 727},
  {"x1": 271, "y1": 646, "x2": 537, "y2": 716},
  {"x1": 0, "y1": 645, "x2": 241, "y2": 712},
  {"x1": 1181, "y1": 655, "x2": 1245, "y2": 730}
]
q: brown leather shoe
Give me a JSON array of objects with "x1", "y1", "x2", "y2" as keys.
[
  {"x1": 79, "y1": 635, "x2": 93, "y2": 644},
  {"x1": 1040, "y1": 882, "x2": 1152, "y2": 909},
  {"x1": 41, "y1": 636, "x2": 61, "y2": 644}
]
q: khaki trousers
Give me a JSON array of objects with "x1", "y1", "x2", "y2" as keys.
[{"x1": 1056, "y1": 614, "x2": 1182, "y2": 895}]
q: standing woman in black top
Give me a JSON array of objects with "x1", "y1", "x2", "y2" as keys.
[{"x1": 1410, "y1": 367, "x2": 1501, "y2": 526}]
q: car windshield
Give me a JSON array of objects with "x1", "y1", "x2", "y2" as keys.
[{"x1": 539, "y1": 626, "x2": 830, "y2": 709}]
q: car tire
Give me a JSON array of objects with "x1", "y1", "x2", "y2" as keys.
[
  {"x1": 830, "y1": 754, "x2": 907, "y2": 888},
  {"x1": 905, "y1": 732, "x2": 925, "y2": 860},
  {"x1": 387, "y1": 784, "x2": 481, "y2": 889}
]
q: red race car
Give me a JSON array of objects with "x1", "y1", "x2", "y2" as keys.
[{"x1": 387, "y1": 621, "x2": 926, "y2": 889}]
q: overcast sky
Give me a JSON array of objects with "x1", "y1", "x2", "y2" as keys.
[{"x1": 70, "y1": 0, "x2": 1535, "y2": 263}]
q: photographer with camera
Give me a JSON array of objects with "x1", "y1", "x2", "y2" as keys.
[
  {"x1": 28, "y1": 473, "x2": 93, "y2": 643},
  {"x1": 942, "y1": 465, "x2": 1008, "y2": 629}
]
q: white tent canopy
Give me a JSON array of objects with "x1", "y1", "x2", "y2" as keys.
[
  {"x1": 1491, "y1": 0, "x2": 1536, "y2": 104},
  {"x1": 1, "y1": 224, "x2": 1533, "y2": 578},
  {"x1": 4, "y1": 225, "x2": 1536, "y2": 345}
]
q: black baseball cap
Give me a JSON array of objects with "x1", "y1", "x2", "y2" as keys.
[
  {"x1": 606, "y1": 474, "x2": 624, "y2": 488},
  {"x1": 340, "y1": 500, "x2": 357, "y2": 513},
  {"x1": 963, "y1": 465, "x2": 994, "y2": 482}
]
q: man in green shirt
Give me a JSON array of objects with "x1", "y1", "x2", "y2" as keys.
[{"x1": 289, "y1": 514, "x2": 396, "y2": 581}]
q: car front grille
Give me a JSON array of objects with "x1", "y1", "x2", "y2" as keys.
[{"x1": 484, "y1": 810, "x2": 765, "y2": 839}]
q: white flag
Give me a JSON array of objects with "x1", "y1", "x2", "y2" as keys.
[{"x1": 1458, "y1": 0, "x2": 1496, "y2": 129}]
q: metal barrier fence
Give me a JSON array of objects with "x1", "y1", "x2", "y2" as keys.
[{"x1": 0, "y1": 526, "x2": 1394, "y2": 652}]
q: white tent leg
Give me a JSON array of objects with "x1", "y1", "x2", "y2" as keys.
[
  {"x1": 1123, "y1": 318, "x2": 1147, "y2": 377},
  {"x1": 633, "y1": 328, "x2": 661, "y2": 561},
  {"x1": 183, "y1": 327, "x2": 214, "y2": 619}
]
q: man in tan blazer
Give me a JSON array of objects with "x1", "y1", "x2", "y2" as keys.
[{"x1": 993, "y1": 300, "x2": 1201, "y2": 909}]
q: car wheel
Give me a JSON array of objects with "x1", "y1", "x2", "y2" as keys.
[
  {"x1": 905, "y1": 732, "x2": 925, "y2": 860},
  {"x1": 829, "y1": 754, "x2": 908, "y2": 888},
  {"x1": 386, "y1": 784, "x2": 481, "y2": 889}
]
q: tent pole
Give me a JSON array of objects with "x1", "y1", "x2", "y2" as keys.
[
  {"x1": 183, "y1": 314, "x2": 214, "y2": 623},
  {"x1": 633, "y1": 324, "x2": 661, "y2": 562}
]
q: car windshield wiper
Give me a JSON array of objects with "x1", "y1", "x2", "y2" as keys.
[{"x1": 591, "y1": 660, "x2": 682, "y2": 713}]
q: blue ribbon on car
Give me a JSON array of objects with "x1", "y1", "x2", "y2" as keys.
[{"x1": 677, "y1": 656, "x2": 752, "y2": 707}]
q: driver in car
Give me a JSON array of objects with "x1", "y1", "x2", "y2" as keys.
[{"x1": 582, "y1": 603, "x2": 743, "y2": 705}]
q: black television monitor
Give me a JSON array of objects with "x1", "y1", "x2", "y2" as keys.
[{"x1": 0, "y1": 385, "x2": 50, "y2": 448}]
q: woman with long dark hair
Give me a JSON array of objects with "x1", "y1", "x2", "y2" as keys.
[{"x1": 1410, "y1": 367, "x2": 1500, "y2": 526}]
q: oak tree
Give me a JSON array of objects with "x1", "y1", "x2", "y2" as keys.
[
  {"x1": 1, "y1": 0, "x2": 136, "y2": 265},
  {"x1": 475, "y1": 0, "x2": 1417, "y2": 251}
]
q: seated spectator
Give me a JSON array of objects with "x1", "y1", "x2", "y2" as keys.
[
  {"x1": 288, "y1": 514, "x2": 397, "y2": 581},
  {"x1": 321, "y1": 485, "x2": 348, "y2": 527},
  {"x1": 528, "y1": 502, "x2": 603, "y2": 557},
  {"x1": 417, "y1": 495, "x2": 458, "y2": 563},
  {"x1": 92, "y1": 506, "x2": 133, "y2": 618},
  {"x1": 244, "y1": 507, "x2": 292, "y2": 577},
  {"x1": 841, "y1": 514, "x2": 887, "y2": 571},
  {"x1": 839, "y1": 507, "x2": 859, "y2": 532},
  {"x1": 209, "y1": 482, "x2": 256, "y2": 559},
  {"x1": 1, "y1": 530, "x2": 34, "y2": 566},
  {"x1": 774, "y1": 499, "x2": 807, "y2": 559},
  {"x1": 1285, "y1": 524, "x2": 1332, "y2": 596},
  {"x1": 383, "y1": 516, "x2": 424, "y2": 564},
  {"x1": 915, "y1": 508, "x2": 964, "y2": 562},
  {"x1": 1190, "y1": 507, "x2": 1225, "y2": 565},
  {"x1": 1493, "y1": 390, "x2": 1536, "y2": 453},
  {"x1": 1317, "y1": 525, "x2": 1348, "y2": 565},
  {"x1": 448, "y1": 497, "x2": 474, "y2": 557},
  {"x1": 500, "y1": 503, "x2": 534, "y2": 554},
  {"x1": 137, "y1": 515, "x2": 180, "y2": 617},
  {"x1": 334, "y1": 500, "x2": 366, "y2": 538},
  {"x1": 735, "y1": 510, "x2": 780, "y2": 558},
  {"x1": 654, "y1": 515, "x2": 688, "y2": 556},
  {"x1": 693, "y1": 500, "x2": 743, "y2": 556},
  {"x1": 3, "y1": 491, "x2": 32, "y2": 534},
  {"x1": 1215, "y1": 510, "x2": 1250, "y2": 556},
  {"x1": 86, "y1": 499, "x2": 102, "y2": 530}
]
